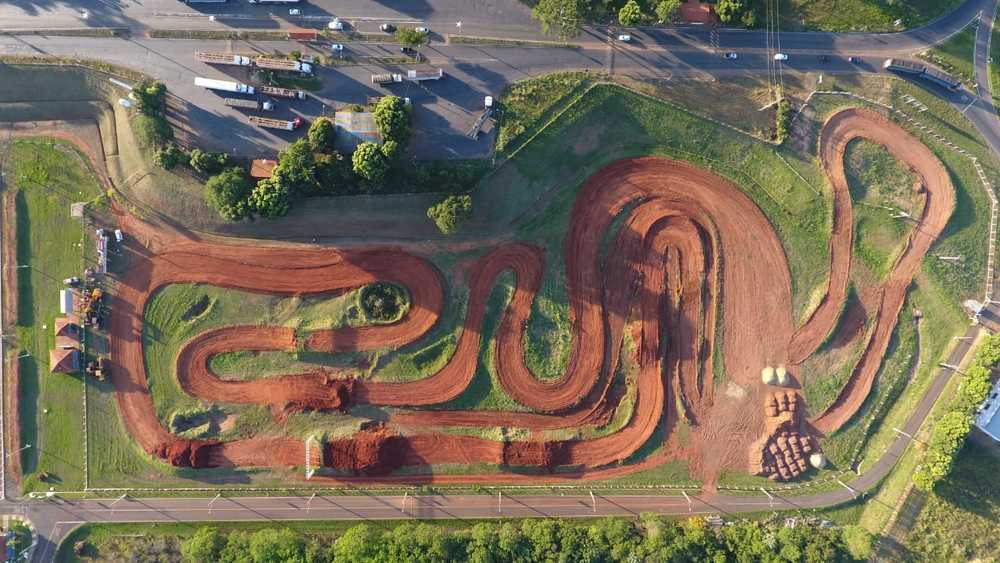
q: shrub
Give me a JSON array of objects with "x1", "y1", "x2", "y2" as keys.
[
  {"x1": 427, "y1": 194, "x2": 472, "y2": 234},
  {"x1": 359, "y1": 283, "x2": 409, "y2": 323},
  {"x1": 188, "y1": 148, "x2": 229, "y2": 176},
  {"x1": 205, "y1": 167, "x2": 253, "y2": 221},
  {"x1": 131, "y1": 79, "x2": 167, "y2": 116},
  {"x1": 775, "y1": 99, "x2": 791, "y2": 143},
  {"x1": 133, "y1": 114, "x2": 173, "y2": 148},
  {"x1": 352, "y1": 141, "x2": 389, "y2": 183},
  {"x1": 154, "y1": 143, "x2": 187, "y2": 169}
]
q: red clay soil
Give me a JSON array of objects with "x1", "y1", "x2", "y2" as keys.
[
  {"x1": 809, "y1": 109, "x2": 954, "y2": 434},
  {"x1": 98, "y1": 108, "x2": 950, "y2": 483}
]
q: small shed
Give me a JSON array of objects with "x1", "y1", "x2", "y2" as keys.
[
  {"x1": 53, "y1": 317, "x2": 79, "y2": 349},
  {"x1": 59, "y1": 289, "x2": 74, "y2": 315},
  {"x1": 49, "y1": 348, "x2": 80, "y2": 374},
  {"x1": 250, "y1": 159, "x2": 277, "y2": 179},
  {"x1": 334, "y1": 111, "x2": 380, "y2": 151}
]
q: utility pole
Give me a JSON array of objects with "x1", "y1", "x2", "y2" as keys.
[
  {"x1": 760, "y1": 487, "x2": 774, "y2": 508},
  {"x1": 681, "y1": 490, "x2": 692, "y2": 512},
  {"x1": 209, "y1": 493, "x2": 222, "y2": 514}
]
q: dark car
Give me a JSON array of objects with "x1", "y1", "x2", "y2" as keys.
[
  {"x1": 848, "y1": 56, "x2": 859, "y2": 63},
  {"x1": 400, "y1": 46, "x2": 416, "y2": 55},
  {"x1": 380, "y1": 23, "x2": 396, "y2": 33},
  {"x1": 820, "y1": 55, "x2": 830, "y2": 63}
]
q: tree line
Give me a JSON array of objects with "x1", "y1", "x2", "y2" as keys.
[
  {"x1": 177, "y1": 515, "x2": 870, "y2": 563},
  {"x1": 913, "y1": 332, "x2": 1000, "y2": 490},
  {"x1": 146, "y1": 91, "x2": 478, "y2": 233},
  {"x1": 530, "y1": 0, "x2": 762, "y2": 38}
]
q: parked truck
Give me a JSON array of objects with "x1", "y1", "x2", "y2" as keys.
[
  {"x1": 258, "y1": 85, "x2": 307, "y2": 99},
  {"x1": 255, "y1": 56, "x2": 313, "y2": 74},
  {"x1": 196, "y1": 51, "x2": 252, "y2": 66},
  {"x1": 224, "y1": 98, "x2": 275, "y2": 111},
  {"x1": 371, "y1": 72, "x2": 403, "y2": 85},
  {"x1": 195, "y1": 76, "x2": 255, "y2": 95},
  {"x1": 248, "y1": 115, "x2": 304, "y2": 130},
  {"x1": 406, "y1": 68, "x2": 444, "y2": 81}
]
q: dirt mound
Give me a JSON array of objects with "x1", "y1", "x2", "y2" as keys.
[
  {"x1": 155, "y1": 439, "x2": 217, "y2": 468},
  {"x1": 503, "y1": 441, "x2": 568, "y2": 470},
  {"x1": 324, "y1": 426, "x2": 406, "y2": 476}
]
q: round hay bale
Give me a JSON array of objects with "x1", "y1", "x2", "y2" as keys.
[
  {"x1": 761, "y1": 366, "x2": 777, "y2": 385},
  {"x1": 809, "y1": 453, "x2": 828, "y2": 469},
  {"x1": 776, "y1": 365, "x2": 789, "y2": 385}
]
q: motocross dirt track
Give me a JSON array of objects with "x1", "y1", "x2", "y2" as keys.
[{"x1": 106, "y1": 108, "x2": 953, "y2": 483}]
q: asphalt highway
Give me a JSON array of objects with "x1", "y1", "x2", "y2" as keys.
[{"x1": 3, "y1": 0, "x2": 1000, "y2": 560}]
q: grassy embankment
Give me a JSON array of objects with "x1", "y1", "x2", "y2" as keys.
[
  {"x1": 903, "y1": 445, "x2": 1000, "y2": 560},
  {"x1": 919, "y1": 22, "x2": 977, "y2": 88},
  {"x1": 784, "y1": 0, "x2": 962, "y2": 32},
  {"x1": 6, "y1": 140, "x2": 103, "y2": 493}
]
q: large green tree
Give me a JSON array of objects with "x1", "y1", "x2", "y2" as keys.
[
  {"x1": 655, "y1": 0, "x2": 682, "y2": 22},
  {"x1": 395, "y1": 26, "x2": 429, "y2": 48},
  {"x1": 273, "y1": 138, "x2": 319, "y2": 195},
  {"x1": 250, "y1": 177, "x2": 292, "y2": 219},
  {"x1": 618, "y1": 0, "x2": 642, "y2": 26},
  {"x1": 715, "y1": 0, "x2": 746, "y2": 23},
  {"x1": 352, "y1": 141, "x2": 389, "y2": 183},
  {"x1": 373, "y1": 96, "x2": 411, "y2": 144},
  {"x1": 204, "y1": 167, "x2": 253, "y2": 220},
  {"x1": 181, "y1": 527, "x2": 223, "y2": 562},
  {"x1": 307, "y1": 118, "x2": 337, "y2": 153},
  {"x1": 532, "y1": 0, "x2": 584, "y2": 39}
]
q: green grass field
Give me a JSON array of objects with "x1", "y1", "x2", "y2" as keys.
[
  {"x1": 844, "y1": 139, "x2": 921, "y2": 278},
  {"x1": 6, "y1": 140, "x2": 103, "y2": 493},
  {"x1": 784, "y1": 0, "x2": 963, "y2": 32}
]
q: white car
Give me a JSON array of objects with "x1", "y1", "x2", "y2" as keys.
[
  {"x1": 415, "y1": 26, "x2": 429, "y2": 34},
  {"x1": 331, "y1": 43, "x2": 344, "y2": 52},
  {"x1": 288, "y1": 8, "x2": 301, "y2": 15},
  {"x1": 617, "y1": 34, "x2": 631, "y2": 42},
  {"x1": 328, "y1": 18, "x2": 343, "y2": 30},
  {"x1": 774, "y1": 53, "x2": 789, "y2": 61}
]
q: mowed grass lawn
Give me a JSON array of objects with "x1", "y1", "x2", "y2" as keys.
[
  {"x1": 9, "y1": 140, "x2": 101, "y2": 492},
  {"x1": 785, "y1": 0, "x2": 963, "y2": 32}
]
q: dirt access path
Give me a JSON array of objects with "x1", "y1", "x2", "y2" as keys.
[{"x1": 101, "y1": 108, "x2": 952, "y2": 484}]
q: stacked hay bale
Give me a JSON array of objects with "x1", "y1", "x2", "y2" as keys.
[{"x1": 751, "y1": 390, "x2": 822, "y2": 482}]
